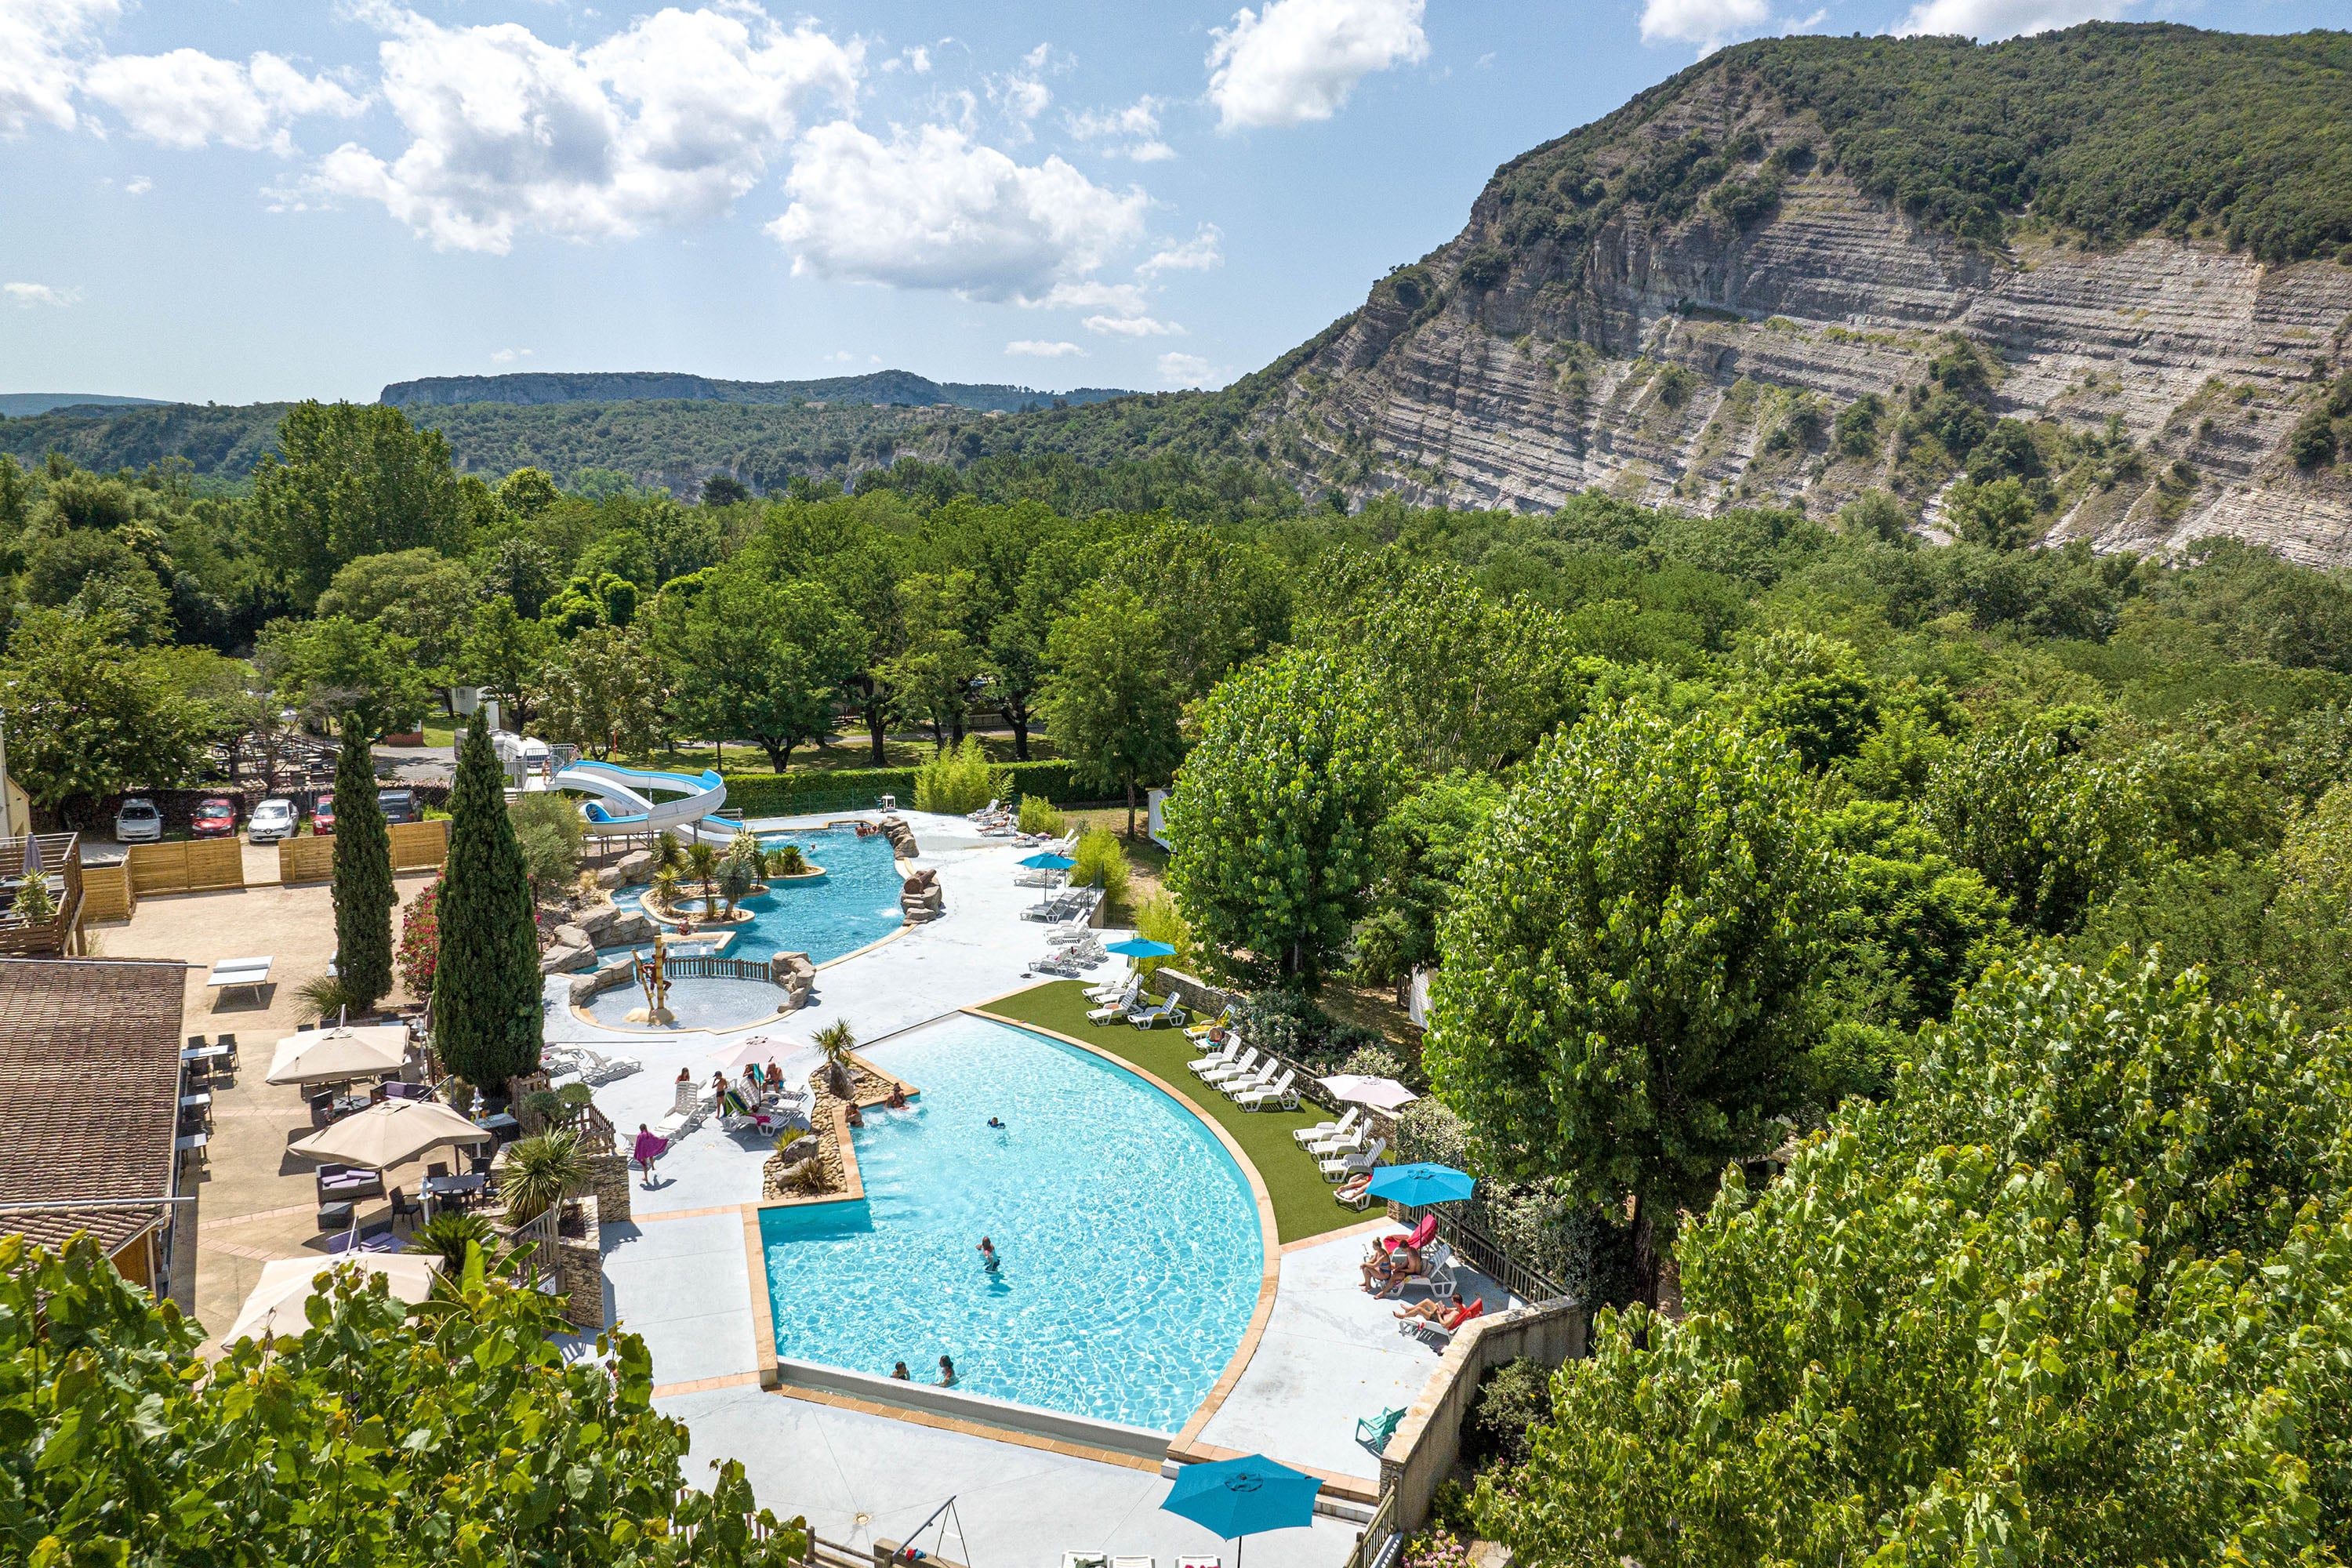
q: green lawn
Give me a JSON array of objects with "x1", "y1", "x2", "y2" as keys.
[{"x1": 979, "y1": 982, "x2": 1366, "y2": 1244}]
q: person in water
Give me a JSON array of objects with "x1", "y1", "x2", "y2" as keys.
[
  {"x1": 937, "y1": 1355, "x2": 956, "y2": 1387},
  {"x1": 987, "y1": 1116, "x2": 1005, "y2": 1129},
  {"x1": 885, "y1": 1083, "x2": 908, "y2": 1109},
  {"x1": 977, "y1": 1236, "x2": 1000, "y2": 1272},
  {"x1": 891, "y1": 1362, "x2": 911, "y2": 1381}
]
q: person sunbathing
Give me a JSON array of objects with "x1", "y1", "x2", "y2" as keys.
[
  {"x1": 1361, "y1": 1244, "x2": 1421, "y2": 1294},
  {"x1": 1395, "y1": 1297, "x2": 1475, "y2": 1328}
]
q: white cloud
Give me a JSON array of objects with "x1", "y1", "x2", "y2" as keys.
[
  {"x1": 123, "y1": 173, "x2": 151, "y2": 194},
  {"x1": 907, "y1": 45, "x2": 931, "y2": 74},
  {"x1": 1896, "y1": 0, "x2": 2130, "y2": 38},
  {"x1": 1084, "y1": 314, "x2": 1183, "y2": 336},
  {"x1": 1067, "y1": 96, "x2": 1173, "y2": 160},
  {"x1": 83, "y1": 48, "x2": 362, "y2": 152},
  {"x1": 1007, "y1": 339, "x2": 1083, "y2": 358},
  {"x1": 300, "y1": 6, "x2": 858, "y2": 253},
  {"x1": 1639, "y1": 0, "x2": 1769, "y2": 49},
  {"x1": 0, "y1": 0, "x2": 117, "y2": 135},
  {"x1": 491, "y1": 347, "x2": 532, "y2": 363},
  {"x1": 1157, "y1": 352, "x2": 1216, "y2": 387},
  {"x1": 769, "y1": 120, "x2": 1148, "y2": 301},
  {"x1": 1138, "y1": 224, "x2": 1222, "y2": 276},
  {"x1": 1042, "y1": 279, "x2": 1146, "y2": 315},
  {"x1": 5, "y1": 281, "x2": 81, "y2": 307},
  {"x1": 1207, "y1": 0, "x2": 1426, "y2": 131}
]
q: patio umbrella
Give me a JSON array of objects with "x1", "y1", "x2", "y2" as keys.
[
  {"x1": 1318, "y1": 1073, "x2": 1419, "y2": 1112},
  {"x1": 1160, "y1": 1454, "x2": 1319, "y2": 1568},
  {"x1": 289, "y1": 1098, "x2": 491, "y2": 1171},
  {"x1": 226, "y1": 1254, "x2": 441, "y2": 1342},
  {"x1": 1105, "y1": 938, "x2": 1174, "y2": 958},
  {"x1": 20, "y1": 834, "x2": 40, "y2": 876},
  {"x1": 1366, "y1": 1162, "x2": 1475, "y2": 1207},
  {"x1": 710, "y1": 1034, "x2": 786, "y2": 1076},
  {"x1": 266, "y1": 1024, "x2": 412, "y2": 1086},
  {"x1": 1018, "y1": 851, "x2": 1076, "y2": 909}
]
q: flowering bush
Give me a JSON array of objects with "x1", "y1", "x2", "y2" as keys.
[
  {"x1": 1402, "y1": 1526, "x2": 1472, "y2": 1568},
  {"x1": 397, "y1": 877, "x2": 441, "y2": 997}
]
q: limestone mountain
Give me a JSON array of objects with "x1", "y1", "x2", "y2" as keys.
[{"x1": 1006, "y1": 24, "x2": 2352, "y2": 561}]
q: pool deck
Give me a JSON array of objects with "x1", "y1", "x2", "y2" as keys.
[{"x1": 550, "y1": 808, "x2": 1492, "y2": 1562}]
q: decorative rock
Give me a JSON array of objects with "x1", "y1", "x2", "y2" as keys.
[
  {"x1": 603, "y1": 912, "x2": 656, "y2": 946},
  {"x1": 575, "y1": 904, "x2": 619, "y2": 942},
  {"x1": 608, "y1": 849, "x2": 655, "y2": 887},
  {"x1": 550, "y1": 923, "x2": 591, "y2": 952},
  {"x1": 541, "y1": 942, "x2": 594, "y2": 975},
  {"x1": 777, "y1": 1134, "x2": 820, "y2": 1165}
]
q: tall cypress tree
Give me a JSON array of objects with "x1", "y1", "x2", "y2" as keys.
[
  {"x1": 329, "y1": 712, "x2": 395, "y2": 1010},
  {"x1": 434, "y1": 717, "x2": 543, "y2": 1090}
]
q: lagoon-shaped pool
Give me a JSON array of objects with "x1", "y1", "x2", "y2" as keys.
[
  {"x1": 600, "y1": 824, "x2": 906, "y2": 969},
  {"x1": 760, "y1": 1013, "x2": 1263, "y2": 1433}
]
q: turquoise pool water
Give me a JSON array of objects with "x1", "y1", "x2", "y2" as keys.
[
  {"x1": 602, "y1": 825, "x2": 905, "y2": 967},
  {"x1": 760, "y1": 1014, "x2": 1263, "y2": 1432}
]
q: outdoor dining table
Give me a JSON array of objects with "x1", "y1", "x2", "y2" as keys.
[
  {"x1": 420, "y1": 1172, "x2": 486, "y2": 1218},
  {"x1": 206, "y1": 956, "x2": 273, "y2": 1004},
  {"x1": 328, "y1": 1092, "x2": 372, "y2": 1121}
]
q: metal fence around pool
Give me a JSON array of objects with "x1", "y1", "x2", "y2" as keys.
[{"x1": 662, "y1": 954, "x2": 782, "y2": 985}]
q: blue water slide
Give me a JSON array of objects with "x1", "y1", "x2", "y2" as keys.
[{"x1": 550, "y1": 760, "x2": 735, "y2": 841}]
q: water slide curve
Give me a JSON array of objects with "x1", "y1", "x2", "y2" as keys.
[{"x1": 551, "y1": 760, "x2": 735, "y2": 843}]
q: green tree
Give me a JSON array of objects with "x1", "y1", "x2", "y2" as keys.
[
  {"x1": 1737, "y1": 628, "x2": 1875, "y2": 768},
  {"x1": 4, "y1": 1231, "x2": 811, "y2": 1565},
  {"x1": 881, "y1": 571, "x2": 985, "y2": 750},
  {"x1": 666, "y1": 568, "x2": 863, "y2": 772},
  {"x1": 1352, "y1": 771, "x2": 1508, "y2": 1001},
  {"x1": 23, "y1": 528, "x2": 171, "y2": 644},
  {"x1": 256, "y1": 614, "x2": 431, "y2": 739},
  {"x1": 1098, "y1": 521, "x2": 1290, "y2": 697},
  {"x1": 330, "y1": 712, "x2": 396, "y2": 1010},
  {"x1": 1946, "y1": 474, "x2": 2041, "y2": 550},
  {"x1": 538, "y1": 624, "x2": 662, "y2": 760},
  {"x1": 1040, "y1": 586, "x2": 1185, "y2": 837},
  {"x1": 1479, "y1": 953, "x2": 2352, "y2": 1566},
  {"x1": 252, "y1": 401, "x2": 469, "y2": 607},
  {"x1": 1424, "y1": 703, "x2": 1830, "y2": 1300},
  {"x1": 0, "y1": 608, "x2": 213, "y2": 826},
  {"x1": 461, "y1": 595, "x2": 554, "y2": 728},
  {"x1": 1923, "y1": 724, "x2": 2151, "y2": 934},
  {"x1": 435, "y1": 718, "x2": 543, "y2": 1091},
  {"x1": 1167, "y1": 649, "x2": 1405, "y2": 985},
  {"x1": 314, "y1": 547, "x2": 481, "y2": 678}
]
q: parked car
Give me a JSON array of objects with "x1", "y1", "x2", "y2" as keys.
[
  {"x1": 191, "y1": 797, "x2": 238, "y2": 838},
  {"x1": 312, "y1": 793, "x2": 336, "y2": 834},
  {"x1": 114, "y1": 797, "x2": 163, "y2": 844},
  {"x1": 378, "y1": 789, "x2": 418, "y2": 825},
  {"x1": 246, "y1": 797, "x2": 297, "y2": 843}
]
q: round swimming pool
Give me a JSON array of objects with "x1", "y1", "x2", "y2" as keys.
[{"x1": 760, "y1": 1014, "x2": 1264, "y2": 1432}]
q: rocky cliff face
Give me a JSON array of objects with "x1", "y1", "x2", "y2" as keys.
[{"x1": 1262, "y1": 108, "x2": 2352, "y2": 564}]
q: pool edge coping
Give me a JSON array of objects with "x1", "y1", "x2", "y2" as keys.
[{"x1": 960, "y1": 1003, "x2": 1284, "y2": 1473}]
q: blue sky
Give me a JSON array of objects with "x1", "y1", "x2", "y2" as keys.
[{"x1": 1, "y1": 0, "x2": 2340, "y2": 405}]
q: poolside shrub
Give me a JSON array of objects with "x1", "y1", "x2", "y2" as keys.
[
  {"x1": 715, "y1": 759, "x2": 1105, "y2": 818},
  {"x1": 1017, "y1": 794, "x2": 1067, "y2": 836},
  {"x1": 913, "y1": 735, "x2": 1008, "y2": 815},
  {"x1": 813, "y1": 1019, "x2": 856, "y2": 1098},
  {"x1": 1069, "y1": 828, "x2": 1130, "y2": 901},
  {"x1": 768, "y1": 843, "x2": 810, "y2": 877},
  {"x1": 1461, "y1": 1358, "x2": 1553, "y2": 1472},
  {"x1": 501, "y1": 1127, "x2": 587, "y2": 1224},
  {"x1": 507, "y1": 789, "x2": 583, "y2": 900},
  {"x1": 1131, "y1": 891, "x2": 1194, "y2": 978},
  {"x1": 715, "y1": 852, "x2": 757, "y2": 915},
  {"x1": 1240, "y1": 989, "x2": 1385, "y2": 1069}
]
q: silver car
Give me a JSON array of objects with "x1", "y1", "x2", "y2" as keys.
[
  {"x1": 114, "y1": 797, "x2": 163, "y2": 844},
  {"x1": 246, "y1": 797, "x2": 297, "y2": 844}
]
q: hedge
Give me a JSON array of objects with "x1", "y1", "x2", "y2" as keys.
[{"x1": 717, "y1": 759, "x2": 1114, "y2": 818}]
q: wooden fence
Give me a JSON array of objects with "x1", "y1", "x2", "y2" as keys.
[
  {"x1": 126, "y1": 839, "x2": 244, "y2": 895},
  {"x1": 80, "y1": 862, "x2": 133, "y2": 922},
  {"x1": 388, "y1": 819, "x2": 448, "y2": 871},
  {"x1": 278, "y1": 836, "x2": 336, "y2": 885}
]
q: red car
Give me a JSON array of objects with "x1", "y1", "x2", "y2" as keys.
[
  {"x1": 312, "y1": 794, "x2": 336, "y2": 835},
  {"x1": 191, "y1": 797, "x2": 237, "y2": 838}
]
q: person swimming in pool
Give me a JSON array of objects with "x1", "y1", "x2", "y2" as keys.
[
  {"x1": 977, "y1": 1236, "x2": 1000, "y2": 1272},
  {"x1": 937, "y1": 1355, "x2": 956, "y2": 1387},
  {"x1": 891, "y1": 1361, "x2": 911, "y2": 1380},
  {"x1": 987, "y1": 1116, "x2": 1005, "y2": 1128}
]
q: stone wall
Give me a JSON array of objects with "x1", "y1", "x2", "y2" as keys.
[
  {"x1": 1377, "y1": 1298, "x2": 1587, "y2": 1537},
  {"x1": 552, "y1": 1194, "x2": 608, "y2": 1331}
]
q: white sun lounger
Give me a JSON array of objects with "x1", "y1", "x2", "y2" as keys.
[
  {"x1": 1321, "y1": 1137, "x2": 1386, "y2": 1181},
  {"x1": 1125, "y1": 996, "x2": 1181, "y2": 1030},
  {"x1": 1234, "y1": 1068, "x2": 1297, "y2": 1112},
  {"x1": 1294, "y1": 1106, "x2": 1359, "y2": 1147},
  {"x1": 1087, "y1": 978, "x2": 1140, "y2": 1023},
  {"x1": 1222, "y1": 1062, "x2": 1279, "y2": 1101},
  {"x1": 1312, "y1": 1121, "x2": 1370, "y2": 1158},
  {"x1": 1200, "y1": 1048, "x2": 1260, "y2": 1087},
  {"x1": 1189, "y1": 1037, "x2": 1243, "y2": 1076}
]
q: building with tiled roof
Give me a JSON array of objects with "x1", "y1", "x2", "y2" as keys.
[{"x1": 0, "y1": 956, "x2": 193, "y2": 1305}]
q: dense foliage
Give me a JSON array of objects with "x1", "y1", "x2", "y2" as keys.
[
  {"x1": 2, "y1": 1232, "x2": 810, "y2": 1566},
  {"x1": 1479, "y1": 954, "x2": 2352, "y2": 1566},
  {"x1": 329, "y1": 712, "x2": 395, "y2": 1010},
  {"x1": 434, "y1": 720, "x2": 542, "y2": 1089}
]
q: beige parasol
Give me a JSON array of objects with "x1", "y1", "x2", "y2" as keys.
[
  {"x1": 226, "y1": 1254, "x2": 442, "y2": 1342},
  {"x1": 289, "y1": 1098, "x2": 492, "y2": 1171},
  {"x1": 266, "y1": 1024, "x2": 412, "y2": 1087}
]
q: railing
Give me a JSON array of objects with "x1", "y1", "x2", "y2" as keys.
[
  {"x1": 666, "y1": 953, "x2": 782, "y2": 985},
  {"x1": 1391, "y1": 1203, "x2": 1570, "y2": 1308},
  {"x1": 1347, "y1": 1486, "x2": 1400, "y2": 1568},
  {"x1": 544, "y1": 1097, "x2": 618, "y2": 1152},
  {"x1": 503, "y1": 1204, "x2": 561, "y2": 1291}
]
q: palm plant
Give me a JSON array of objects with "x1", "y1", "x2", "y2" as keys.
[
  {"x1": 295, "y1": 973, "x2": 360, "y2": 1023},
  {"x1": 684, "y1": 842, "x2": 720, "y2": 909},
  {"x1": 812, "y1": 1019, "x2": 857, "y2": 1100},
  {"x1": 715, "y1": 852, "x2": 757, "y2": 917},
  {"x1": 405, "y1": 1210, "x2": 498, "y2": 1272},
  {"x1": 650, "y1": 866, "x2": 683, "y2": 916},
  {"x1": 768, "y1": 844, "x2": 809, "y2": 878},
  {"x1": 500, "y1": 1128, "x2": 588, "y2": 1225},
  {"x1": 652, "y1": 832, "x2": 686, "y2": 875}
]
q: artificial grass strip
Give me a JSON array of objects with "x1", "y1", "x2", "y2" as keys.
[{"x1": 978, "y1": 981, "x2": 1364, "y2": 1244}]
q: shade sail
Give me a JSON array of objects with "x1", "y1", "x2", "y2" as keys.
[
  {"x1": 266, "y1": 1025, "x2": 410, "y2": 1086},
  {"x1": 289, "y1": 1098, "x2": 491, "y2": 1171}
]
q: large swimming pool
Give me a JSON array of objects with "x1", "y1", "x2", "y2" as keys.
[
  {"x1": 604, "y1": 824, "x2": 906, "y2": 967},
  {"x1": 760, "y1": 1014, "x2": 1264, "y2": 1432}
]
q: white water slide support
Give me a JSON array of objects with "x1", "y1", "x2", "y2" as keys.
[{"x1": 552, "y1": 760, "x2": 737, "y2": 844}]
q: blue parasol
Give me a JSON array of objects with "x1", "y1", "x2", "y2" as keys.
[
  {"x1": 1365, "y1": 1163, "x2": 1475, "y2": 1207},
  {"x1": 1160, "y1": 1454, "x2": 1319, "y2": 1566},
  {"x1": 1105, "y1": 938, "x2": 1175, "y2": 958},
  {"x1": 1018, "y1": 852, "x2": 1077, "y2": 869}
]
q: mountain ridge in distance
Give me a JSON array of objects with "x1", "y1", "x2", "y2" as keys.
[
  {"x1": 0, "y1": 393, "x2": 170, "y2": 418},
  {"x1": 380, "y1": 368, "x2": 1136, "y2": 415}
]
